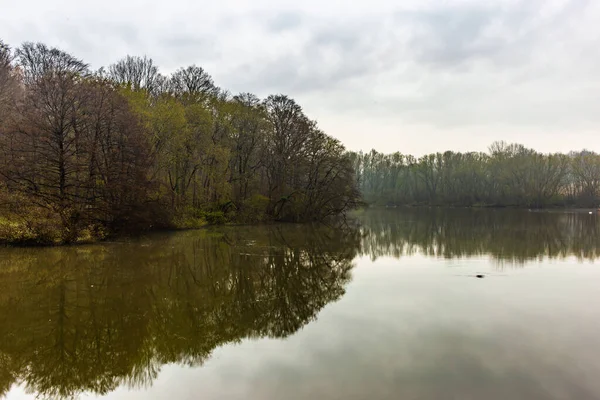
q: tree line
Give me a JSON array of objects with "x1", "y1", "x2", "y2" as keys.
[
  {"x1": 351, "y1": 142, "x2": 600, "y2": 208},
  {"x1": 0, "y1": 40, "x2": 360, "y2": 244}
]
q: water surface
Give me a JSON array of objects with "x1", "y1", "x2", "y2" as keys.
[{"x1": 1, "y1": 209, "x2": 599, "y2": 400}]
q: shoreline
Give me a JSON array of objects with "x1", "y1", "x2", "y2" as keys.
[
  {"x1": 3, "y1": 206, "x2": 598, "y2": 248},
  {"x1": 0, "y1": 219, "x2": 333, "y2": 248}
]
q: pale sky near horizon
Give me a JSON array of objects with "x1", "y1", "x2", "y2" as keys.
[{"x1": 1, "y1": 0, "x2": 599, "y2": 156}]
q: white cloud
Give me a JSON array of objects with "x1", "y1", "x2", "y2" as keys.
[{"x1": 1, "y1": 0, "x2": 599, "y2": 155}]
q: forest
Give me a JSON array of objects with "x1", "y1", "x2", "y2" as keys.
[
  {"x1": 351, "y1": 142, "x2": 600, "y2": 208},
  {"x1": 0, "y1": 40, "x2": 361, "y2": 244}
]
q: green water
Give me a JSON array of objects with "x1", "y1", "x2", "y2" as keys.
[{"x1": 1, "y1": 209, "x2": 599, "y2": 400}]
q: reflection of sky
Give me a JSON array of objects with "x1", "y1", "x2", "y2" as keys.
[{"x1": 9, "y1": 256, "x2": 600, "y2": 400}]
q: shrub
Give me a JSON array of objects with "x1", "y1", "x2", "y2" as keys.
[
  {"x1": 237, "y1": 195, "x2": 270, "y2": 223},
  {"x1": 203, "y1": 211, "x2": 226, "y2": 225}
]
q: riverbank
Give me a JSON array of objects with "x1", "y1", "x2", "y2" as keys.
[
  {"x1": 0, "y1": 210, "x2": 345, "y2": 247},
  {"x1": 4, "y1": 204, "x2": 597, "y2": 247},
  {"x1": 0, "y1": 214, "x2": 215, "y2": 247}
]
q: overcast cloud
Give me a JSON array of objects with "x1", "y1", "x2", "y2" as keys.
[{"x1": 1, "y1": 0, "x2": 599, "y2": 155}]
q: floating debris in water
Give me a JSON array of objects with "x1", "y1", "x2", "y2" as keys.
[{"x1": 452, "y1": 273, "x2": 501, "y2": 278}]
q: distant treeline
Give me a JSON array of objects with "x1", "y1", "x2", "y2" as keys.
[
  {"x1": 351, "y1": 142, "x2": 600, "y2": 208},
  {"x1": 0, "y1": 40, "x2": 360, "y2": 244}
]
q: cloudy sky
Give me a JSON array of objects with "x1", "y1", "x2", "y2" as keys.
[{"x1": 1, "y1": 0, "x2": 599, "y2": 155}]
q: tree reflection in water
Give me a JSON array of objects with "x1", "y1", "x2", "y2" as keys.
[
  {"x1": 1, "y1": 209, "x2": 599, "y2": 399},
  {"x1": 359, "y1": 208, "x2": 600, "y2": 263},
  {"x1": 0, "y1": 224, "x2": 360, "y2": 399}
]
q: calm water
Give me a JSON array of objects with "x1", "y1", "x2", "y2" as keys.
[{"x1": 1, "y1": 209, "x2": 600, "y2": 400}]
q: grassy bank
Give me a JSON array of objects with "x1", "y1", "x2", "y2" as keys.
[{"x1": 0, "y1": 206, "x2": 274, "y2": 246}]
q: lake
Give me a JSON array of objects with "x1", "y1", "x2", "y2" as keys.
[{"x1": 1, "y1": 208, "x2": 599, "y2": 400}]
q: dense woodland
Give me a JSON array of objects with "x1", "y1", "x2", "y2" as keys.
[
  {"x1": 0, "y1": 40, "x2": 360, "y2": 244},
  {"x1": 351, "y1": 143, "x2": 600, "y2": 208}
]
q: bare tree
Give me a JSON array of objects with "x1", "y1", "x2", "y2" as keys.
[
  {"x1": 1, "y1": 44, "x2": 91, "y2": 240},
  {"x1": 108, "y1": 55, "x2": 161, "y2": 94},
  {"x1": 229, "y1": 93, "x2": 267, "y2": 204},
  {"x1": 0, "y1": 40, "x2": 18, "y2": 125},
  {"x1": 16, "y1": 42, "x2": 88, "y2": 84},
  {"x1": 263, "y1": 95, "x2": 320, "y2": 218},
  {"x1": 77, "y1": 77, "x2": 154, "y2": 229},
  {"x1": 169, "y1": 65, "x2": 218, "y2": 102}
]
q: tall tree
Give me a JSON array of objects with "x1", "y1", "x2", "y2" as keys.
[
  {"x1": 169, "y1": 65, "x2": 218, "y2": 103},
  {"x1": 0, "y1": 40, "x2": 18, "y2": 124},
  {"x1": 3, "y1": 43, "x2": 90, "y2": 240},
  {"x1": 263, "y1": 94, "x2": 311, "y2": 215},
  {"x1": 228, "y1": 93, "x2": 267, "y2": 207},
  {"x1": 108, "y1": 55, "x2": 162, "y2": 94}
]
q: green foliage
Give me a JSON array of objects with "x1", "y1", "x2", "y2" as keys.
[
  {"x1": 0, "y1": 208, "x2": 106, "y2": 246},
  {"x1": 173, "y1": 207, "x2": 228, "y2": 226},
  {"x1": 232, "y1": 194, "x2": 269, "y2": 223},
  {"x1": 203, "y1": 211, "x2": 227, "y2": 225},
  {"x1": 0, "y1": 218, "x2": 59, "y2": 245},
  {"x1": 172, "y1": 210, "x2": 207, "y2": 229}
]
